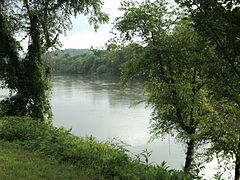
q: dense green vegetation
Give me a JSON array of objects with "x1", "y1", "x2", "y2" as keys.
[
  {"x1": 112, "y1": 1, "x2": 240, "y2": 179},
  {"x1": 0, "y1": 0, "x2": 239, "y2": 179},
  {"x1": 0, "y1": 116, "x2": 191, "y2": 180},
  {"x1": 50, "y1": 46, "x2": 133, "y2": 76},
  {"x1": 51, "y1": 49, "x2": 114, "y2": 75},
  {"x1": 114, "y1": 1, "x2": 210, "y2": 172},
  {"x1": 179, "y1": 1, "x2": 240, "y2": 179}
]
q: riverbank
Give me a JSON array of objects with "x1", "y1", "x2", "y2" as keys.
[
  {"x1": 0, "y1": 140, "x2": 93, "y2": 180},
  {"x1": 0, "y1": 116, "x2": 190, "y2": 180}
]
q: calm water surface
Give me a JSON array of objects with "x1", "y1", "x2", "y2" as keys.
[{"x1": 50, "y1": 74, "x2": 185, "y2": 169}]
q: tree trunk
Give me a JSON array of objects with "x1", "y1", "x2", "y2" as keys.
[
  {"x1": 235, "y1": 140, "x2": 240, "y2": 180},
  {"x1": 184, "y1": 138, "x2": 195, "y2": 172}
]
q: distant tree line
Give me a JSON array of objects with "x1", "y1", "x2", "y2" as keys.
[{"x1": 50, "y1": 46, "x2": 135, "y2": 76}]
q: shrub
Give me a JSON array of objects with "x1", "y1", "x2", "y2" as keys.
[{"x1": 0, "y1": 116, "x2": 191, "y2": 180}]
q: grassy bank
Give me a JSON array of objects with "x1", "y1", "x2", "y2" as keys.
[
  {"x1": 0, "y1": 116, "x2": 191, "y2": 180},
  {"x1": 0, "y1": 140, "x2": 94, "y2": 180}
]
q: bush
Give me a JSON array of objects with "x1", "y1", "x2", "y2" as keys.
[{"x1": 0, "y1": 116, "x2": 191, "y2": 180}]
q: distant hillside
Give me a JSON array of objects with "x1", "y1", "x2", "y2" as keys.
[
  {"x1": 49, "y1": 48, "x2": 123, "y2": 76},
  {"x1": 47, "y1": 45, "x2": 140, "y2": 76},
  {"x1": 53, "y1": 48, "x2": 91, "y2": 57}
]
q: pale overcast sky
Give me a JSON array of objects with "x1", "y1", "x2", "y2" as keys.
[
  {"x1": 59, "y1": 0, "x2": 123, "y2": 49},
  {"x1": 59, "y1": 0, "x2": 175, "y2": 50}
]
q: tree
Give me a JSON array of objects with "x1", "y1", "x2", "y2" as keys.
[
  {"x1": 114, "y1": 0, "x2": 214, "y2": 173},
  {"x1": 176, "y1": 1, "x2": 240, "y2": 179},
  {"x1": 0, "y1": 0, "x2": 108, "y2": 120},
  {"x1": 105, "y1": 43, "x2": 142, "y2": 76}
]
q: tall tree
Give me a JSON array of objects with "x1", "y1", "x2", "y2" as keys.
[
  {"x1": 0, "y1": 0, "x2": 108, "y2": 120},
  {"x1": 176, "y1": 1, "x2": 240, "y2": 179},
  {"x1": 114, "y1": 0, "x2": 214, "y2": 173}
]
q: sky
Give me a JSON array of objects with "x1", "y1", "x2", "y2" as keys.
[
  {"x1": 59, "y1": 0, "x2": 124, "y2": 49},
  {"x1": 59, "y1": 0, "x2": 176, "y2": 50}
]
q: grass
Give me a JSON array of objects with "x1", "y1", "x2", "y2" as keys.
[
  {"x1": 0, "y1": 116, "x2": 191, "y2": 180},
  {"x1": 0, "y1": 140, "x2": 94, "y2": 180}
]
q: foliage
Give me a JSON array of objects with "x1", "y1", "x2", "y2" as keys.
[
  {"x1": 51, "y1": 49, "x2": 111, "y2": 75},
  {"x1": 50, "y1": 46, "x2": 134, "y2": 76},
  {"x1": 113, "y1": 0, "x2": 216, "y2": 172},
  {"x1": 176, "y1": 1, "x2": 240, "y2": 179},
  {"x1": 0, "y1": 116, "x2": 191, "y2": 180},
  {"x1": 54, "y1": 49, "x2": 91, "y2": 57}
]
